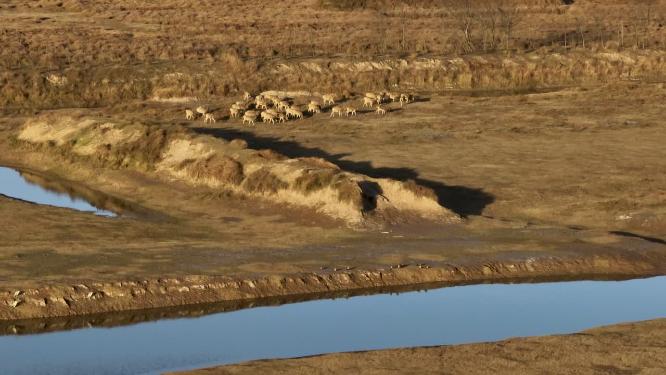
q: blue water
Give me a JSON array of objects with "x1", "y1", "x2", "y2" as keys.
[
  {"x1": 0, "y1": 277, "x2": 664, "y2": 375},
  {"x1": 0, "y1": 166, "x2": 116, "y2": 217}
]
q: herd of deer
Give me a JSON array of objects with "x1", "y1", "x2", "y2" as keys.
[{"x1": 184, "y1": 91, "x2": 415, "y2": 125}]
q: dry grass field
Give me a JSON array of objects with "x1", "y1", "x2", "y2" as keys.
[
  {"x1": 0, "y1": 0, "x2": 664, "y2": 324},
  {"x1": 1, "y1": 0, "x2": 665, "y2": 109}
]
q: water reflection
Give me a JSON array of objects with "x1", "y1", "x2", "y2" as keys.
[
  {"x1": 0, "y1": 277, "x2": 664, "y2": 375},
  {"x1": 0, "y1": 166, "x2": 118, "y2": 217}
]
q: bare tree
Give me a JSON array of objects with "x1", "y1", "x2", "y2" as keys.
[
  {"x1": 399, "y1": 4, "x2": 408, "y2": 52},
  {"x1": 574, "y1": 17, "x2": 586, "y2": 48},
  {"x1": 639, "y1": 1, "x2": 657, "y2": 49},
  {"x1": 443, "y1": 0, "x2": 479, "y2": 54},
  {"x1": 480, "y1": 1, "x2": 501, "y2": 52},
  {"x1": 591, "y1": 15, "x2": 607, "y2": 49},
  {"x1": 496, "y1": 0, "x2": 522, "y2": 53}
]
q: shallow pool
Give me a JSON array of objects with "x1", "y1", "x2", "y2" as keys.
[
  {"x1": 1, "y1": 277, "x2": 665, "y2": 375},
  {"x1": 0, "y1": 166, "x2": 116, "y2": 217}
]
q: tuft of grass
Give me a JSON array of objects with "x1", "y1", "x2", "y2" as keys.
[
  {"x1": 252, "y1": 149, "x2": 287, "y2": 162},
  {"x1": 293, "y1": 169, "x2": 341, "y2": 193},
  {"x1": 335, "y1": 179, "x2": 364, "y2": 209},
  {"x1": 242, "y1": 168, "x2": 288, "y2": 194},
  {"x1": 92, "y1": 125, "x2": 186, "y2": 171},
  {"x1": 299, "y1": 157, "x2": 340, "y2": 170},
  {"x1": 189, "y1": 155, "x2": 244, "y2": 185},
  {"x1": 402, "y1": 179, "x2": 438, "y2": 201}
]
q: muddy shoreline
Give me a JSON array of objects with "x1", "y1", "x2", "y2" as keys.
[
  {"x1": 2, "y1": 251, "x2": 664, "y2": 322},
  {"x1": 0, "y1": 273, "x2": 649, "y2": 336}
]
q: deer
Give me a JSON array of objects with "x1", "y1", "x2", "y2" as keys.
[
  {"x1": 345, "y1": 106, "x2": 357, "y2": 116},
  {"x1": 195, "y1": 106, "x2": 208, "y2": 116},
  {"x1": 261, "y1": 111, "x2": 276, "y2": 124},
  {"x1": 243, "y1": 111, "x2": 257, "y2": 126},
  {"x1": 330, "y1": 106, "x2": 344, "y2": 117},
  {"x1": 230, "y1": 106, "x2": 242, "y2": 119},
  {"x1": 203, "y1": 113, "x2": 216, "y2": 124},
  {"x1": 286, "y1": 107, "x2": 303, "y2": 120},
  {"x1": 322, "y1": 94, "x2": 336, "y2": 105},
  {"x1": 308, "y1": 101, "x2": 322, "y2": 114}
]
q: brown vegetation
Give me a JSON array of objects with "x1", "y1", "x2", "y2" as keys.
[
  {"x1": 1, "y1": 0, "x2": 664, "y2": 111},
  {"x1": 294, "y1": 169, "x2": 342, "y2": 194},
  {"x1": 242, "y1": 168, "x2": 288, "y2": 194},
  {"x1": 188, "y1": 155, "x2": 245, "y2": 186},
  {"x1": 176, "y1": 319, "x2": 666, "y2": 375}
]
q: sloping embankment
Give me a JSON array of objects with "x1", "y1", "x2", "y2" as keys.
[
  {"x1": 15, "y1": 114, "x2": 459, "y2": 226},
  {"x1": 3, "y1": 50, "x2": 664, "y2": 110},
  {"x1": 273, "y1": 50, "x2": 666, "y2": 91},
  {"x1": 1, "y1": 250, "x2": 664, "y2": 321}
]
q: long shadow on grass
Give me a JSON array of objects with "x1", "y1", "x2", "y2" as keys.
[
  {"x1": 609, "y1": 231, "x2": 666, "y2": 246},
  {"x1": 192, "y1": 127, "x2": 494, "y2": 217}
]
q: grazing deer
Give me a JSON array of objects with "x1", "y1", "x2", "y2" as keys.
[
  {"x1": 195, "y1": 106, "x2": 208, "y2": 116},
  {"x1": 203, "y1": 113, "x2": 216, "y2": 124},
  {"x1": 261, "y1": 111, "x2": 276, "y2": 124},
  {"x1": 286, "y1": 107, "x2": 303, "y2": 120},
  {"x1": 230, "y1": 106, "x2": 242, "y2": 119},
  {"x1": 277, "y1": 113, "x2": 287, "y2": 123},
  {"x1": 243, "y1": 112, "x2": 257, "y2": 126},
  {"x1": 308, "y1": 102, "x2": 322, "y2": 114}
]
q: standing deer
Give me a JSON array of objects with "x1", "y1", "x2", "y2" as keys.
[
  {"x1": 322, "y1": 94, "x2": 336, "y2": 105},
  {"x1": 330, "y1": 106, "x2": 344, "y2": 117},
  {"x1": 203, "y1": 113, "x2": 216, "y2": 124},
  {"x1": 243, "y1": 111, "x2": 257, "y2": 126},
  {"x1": 345, "y1": 107, "x2": 357, "y2": 116}
]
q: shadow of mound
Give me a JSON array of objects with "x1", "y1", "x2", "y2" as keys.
[
  {"x1": 609, "y1": 231, "x2": 666, "y2": 245},
  {"x1": 193, "y1": 127, "x2": 494, "y2": 217}
]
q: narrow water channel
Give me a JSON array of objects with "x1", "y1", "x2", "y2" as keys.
[
  {"x1": 1, "y1": 277, "x2": 664, "y2": 375},
  {"x1": 0, "y1": 166, "x2": 116, "y2": 217}
]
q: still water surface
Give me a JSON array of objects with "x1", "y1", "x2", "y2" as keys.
[
  {"x1": 1, "y1": 277, "x2": 665, "y2": 375},
  {"x1": 0, "y1": 166, "x2": 116, "y2": 217}
]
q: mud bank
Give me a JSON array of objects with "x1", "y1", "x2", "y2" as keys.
[
  {"x1": 176, "y1": 319, "x2": 666, "y2": 375},
  {"x1": 13, "y1": 114, "x2": 458, "y2": 227},
  {"x1": 1, "y1": 275, "x2": 644, "y2": 336},
  {"x1": 1, "y1": 251, "x2": 664, "y2": 321}
]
